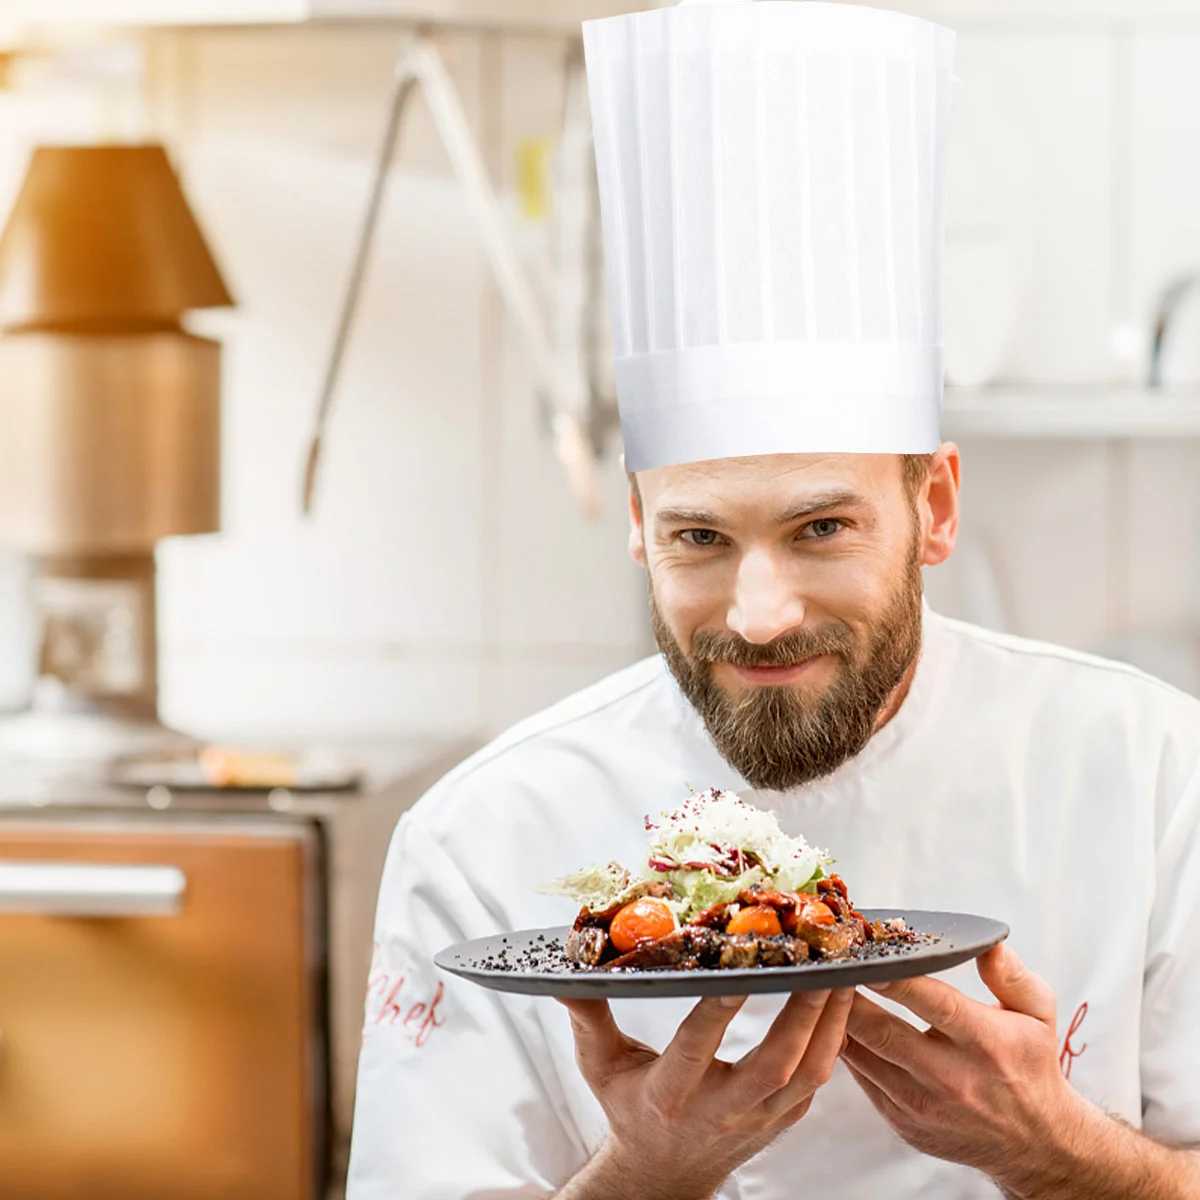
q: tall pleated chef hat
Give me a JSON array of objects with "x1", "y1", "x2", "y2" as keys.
[{"x1": 582, "y1": 0, "x2": 956, "y2": 471}]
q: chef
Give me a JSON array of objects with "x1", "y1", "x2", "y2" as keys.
[{"x1": 347, "y1": 2, "x2": 1200, "y2": 1197}]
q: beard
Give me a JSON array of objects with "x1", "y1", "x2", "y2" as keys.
[{"x1": 651, "y1": 545, "x2": 924, "y2": 792}]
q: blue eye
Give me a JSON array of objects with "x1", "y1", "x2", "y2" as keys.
[{"x1": 681, "y1": 529, "x2": 721, "y2": 547}]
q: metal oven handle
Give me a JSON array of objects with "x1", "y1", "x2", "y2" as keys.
[{"x1": 0, "y1": 862, "x2": 187, "y2": 917}]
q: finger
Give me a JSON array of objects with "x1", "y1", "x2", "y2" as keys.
[
  {"x1": 845, "y1": 992, "x2": 953, "y2": 1080},
  {"x1": 655, "y1": 994, "x2": 747, "y2": 1094},
  {"x1": 840, "y1": 1035, "x2": 929, "y2": 1119},
  {"x1": 842, "y1": 1054, "x2": 911, "y2": 1131},
  {"x1": 760, "y1": 988, "x2": 856, "y2": 1119},
  {"x1": 867, "y1": 975, "x2": 983, "y2": 1044},
  {"x1": 732, "y1": 989, "x2": 833, "y2": 1107},
  {"x1": 559, "y1": 999, "x2": 626, "y2": 1073},
  {"x1": 976, "y1": 944, "x2": 1056, "y2": 1025}
]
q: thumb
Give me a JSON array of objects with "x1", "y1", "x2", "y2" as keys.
[
  {"x1": 977, "y1": 943, "x2": 1056, "y2": 1025},
  {"x1": 558, "y1": 998, "x2": 627, "y2": 1073}
]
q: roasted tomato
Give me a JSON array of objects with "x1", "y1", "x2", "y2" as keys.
[
  {"x1": 780, "y1": 897, "x2": 837, "y2": 932},
  {"x1": 609, "y1": 898, "x2": 678, "y2": 953},
  {"x1": 725, "y1": 904, "x2": 784, "y2": 937},
  {"x1": 797, "y1": 899, "x2": 837, "y2": 927}
]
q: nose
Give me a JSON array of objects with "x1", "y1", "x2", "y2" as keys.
[{"x1": 726, "y1": 548, "x2": 807, "y2": 645}]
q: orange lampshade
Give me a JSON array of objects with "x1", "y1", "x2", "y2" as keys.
[{"x1": 0, "y1": 144, "x2": 234, "y2": 330}]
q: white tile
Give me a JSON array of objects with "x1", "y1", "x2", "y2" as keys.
[
  {"x1": 1131, "y1": 31, "x2": 1200, "y2": 359},
  {"x1": 492, "y1": 367, "x2": 652, "y2": 651},
  {"x1": 1126, "y1": 443, "x2": 1200, "y2": 630},
  {"x1": 159, "y1": 649, "x2": 484, "y2": 741},
  {"x1": 158, "y1": 137, "x2": 492, "y2": 647},
  {"x1": 183, "y1": 27, "x2": 483, "y2": 175},
  {"x1": 485, "y1": 38, "x2": 658, "y2": 656},
  {"x1": 946, "y1": 31, "x2": 1114, "y2": 383},
  {"x1": 933, "y1": 440, "x2": 1113, "y2": 651}
]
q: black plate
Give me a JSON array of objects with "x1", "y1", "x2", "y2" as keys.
[{"x1": 435, "y1": 910, "x2": 1009, "y2": 999}]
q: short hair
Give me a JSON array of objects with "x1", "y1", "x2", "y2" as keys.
[{"x1": 901, "y1": 453, "x2": 934, "y2": 496}]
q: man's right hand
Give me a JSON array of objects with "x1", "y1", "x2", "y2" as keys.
[{"x1": 556, "y1": 987, "x2": 854, "y2": 1200}]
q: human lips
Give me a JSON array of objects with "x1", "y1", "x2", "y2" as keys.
[{"x1": 725, "y1": 655, "x2": 827, "y2": 687}]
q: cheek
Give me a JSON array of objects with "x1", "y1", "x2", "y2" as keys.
[
  {"x1": 799, "y1": 541, "x2": 913, "y2": 622},
  {"x1": 651, "y1": 563, "x2": 728, "y2": 637}
]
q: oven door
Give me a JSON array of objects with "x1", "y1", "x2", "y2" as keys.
[{"x1": 0, "y1": 814, "x2": 324, "y2": 1200}]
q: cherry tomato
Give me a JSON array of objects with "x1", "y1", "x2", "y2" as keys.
[
  {"x1": 609, "y1": 898, "x2": 677, "y2": 953},
  {"x1": 726, "y1": 905, "x2": 783, "y2": 938},
  {"x1": 797, "y1": 899, "x2": 836, "y2": 927}
]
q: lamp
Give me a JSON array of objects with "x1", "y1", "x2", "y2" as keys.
[{"x1": 0, "y1": 144, "x2": 234, "y2": 760}]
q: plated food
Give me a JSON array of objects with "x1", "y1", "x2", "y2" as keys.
[
  {"x1": 536, "y1": 788, "x2": 915, "y2": 973},
  {"x1": 435, "y1": 788, "x2": 1009, "y2": 999}
]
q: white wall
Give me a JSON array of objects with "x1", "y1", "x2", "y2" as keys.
[
  {"x1": 141, "y1": 29, "x2": 653, "y2": 741},
  {"x1": 921, "y1": 18, "x2": 1200, "y2": 691},
  {"x1": 2, "y1": 4, "x2": 1199, "y2": 736}
]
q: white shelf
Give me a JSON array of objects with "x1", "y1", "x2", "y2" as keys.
[{"x1": 943, "y1": 387, "x2": 1200, "y2": 440}]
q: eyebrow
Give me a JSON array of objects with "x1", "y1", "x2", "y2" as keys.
[{"x1": 654, "y1": 489, "x2": 865, "y2": 529}]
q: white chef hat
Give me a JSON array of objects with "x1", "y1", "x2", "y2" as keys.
[{"x1": 582, "y1": 0, "x2": 956, "y2": 471}]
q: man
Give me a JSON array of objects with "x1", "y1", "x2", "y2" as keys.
[{"x1": 347, "y1": 3, "x2": 1200, "y2": 1197}]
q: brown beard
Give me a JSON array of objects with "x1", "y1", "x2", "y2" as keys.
[{"x1": 650, "y1": 545, "x2": 924, "y2": 792}]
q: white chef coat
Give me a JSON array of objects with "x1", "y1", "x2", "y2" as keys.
[{"x1": 347, "y1": 609, "x2": 1200, "y2": 1200}]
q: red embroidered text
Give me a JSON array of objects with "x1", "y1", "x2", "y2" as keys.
[
  {"x1": 366, "y1": 945, "x2": 448, "y2": 1048},
  {"x1": 1059, "y1": 1001, "x2": 1088, "y2": 1080}
]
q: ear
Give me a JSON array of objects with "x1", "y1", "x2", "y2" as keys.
[
  {"x1": 920, "y1": 444, "x2": 961, "y2": 568},
  {"x1": 628, "y1": 474, "x2": 647, "y2": 567}
]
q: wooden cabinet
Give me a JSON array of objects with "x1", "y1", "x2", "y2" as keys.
[{"x1": 0, "y1": 815, "x2": 323, "y2": 1200}]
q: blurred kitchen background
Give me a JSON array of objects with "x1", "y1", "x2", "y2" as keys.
[{"x1": 0, "y1": 0, "x2": 1197, "y2": 1197}]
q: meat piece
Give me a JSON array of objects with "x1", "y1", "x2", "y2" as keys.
[
  {"x1": 755, "y1": 936, "x2": 810, "y2": 967},
  {"x1": 818, "y1": 874, "x2": 850, "y2": 900},
  {"x1": 566, "y1": 925, "x2": 608, "y2": 966},
  {"x1": 604, "y1": 927, "x2": 814, "y2": 972},
  {"x1": 738, "y1": 885, "x2": 798, "y2": 910},
  {"x1": 688, "y1": 901, "x2": 737, "y2": 929},
  {"x1": 605, "y1": 926, "x2": 723, "y2": 971},
  {"x1": 794, "y1": 915, "x2": 868, "y2": 959},
  {"x1": 718, "y1": 936, "x2": 759, "y2": 969}
]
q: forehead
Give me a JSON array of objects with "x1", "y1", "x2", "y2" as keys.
[{"x1": 638, "y1": 454, "x2": 905, "y2": 518}]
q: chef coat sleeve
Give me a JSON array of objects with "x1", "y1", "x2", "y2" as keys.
[
  {"x1": 346, "y1": 810, "x2": 589, "y2": 1199},
  {"x1": 1141, "y1": 766, "x2": 1200, "y2": 1145}
]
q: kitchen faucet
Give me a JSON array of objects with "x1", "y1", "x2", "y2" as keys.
[{"x1": 1149, "y1": 272, "x2": 1200, "y2": 389}]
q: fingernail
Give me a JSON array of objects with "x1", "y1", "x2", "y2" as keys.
[
  {"x1": 872, "y1": 981, "x2": 896, "y2": 994},
  {"x1": 804, "y1": 989, "x2": 832, "y2": 1006},
  {"x1": 718, "y1": 993, "x2": 745, "y2": 1009},
  {"x1": 835, "y1": 988, "x2": 855, "y2": 1003}
]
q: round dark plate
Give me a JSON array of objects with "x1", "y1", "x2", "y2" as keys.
[{"x1": 435, "y1": 910, "x2": 1009, "y2": 999}]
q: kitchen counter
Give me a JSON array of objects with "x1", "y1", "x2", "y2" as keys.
[{"x1": 0, "y1": 734, "x2": 481, "y2": 1196}]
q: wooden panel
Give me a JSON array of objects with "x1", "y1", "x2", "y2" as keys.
[{"x1": 0, "y1": 826, "x2": 315, "y2": 1200}]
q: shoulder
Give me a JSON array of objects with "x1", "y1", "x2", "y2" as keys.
[
  {"x1": 933, "y1": 612, "x2": 1195, "y2": 703},
  {"x1": 928, "y1": 611, "x2": 1200, "y2": 768},
  {"x1": 389, "y1": 655, "x2": 695, "y2": 919},
  {"x1": 406, "y1": 655, "x2": 680, "y2": 836}
]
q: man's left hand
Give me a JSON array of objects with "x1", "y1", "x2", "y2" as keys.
[{"x1": 841, "y1": 943, "x2": 1090, "y2": 1195}]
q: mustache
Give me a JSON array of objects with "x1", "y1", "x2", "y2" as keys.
[{"x1": 690, "y1": 623, "x2": 856, "y2": 668}]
